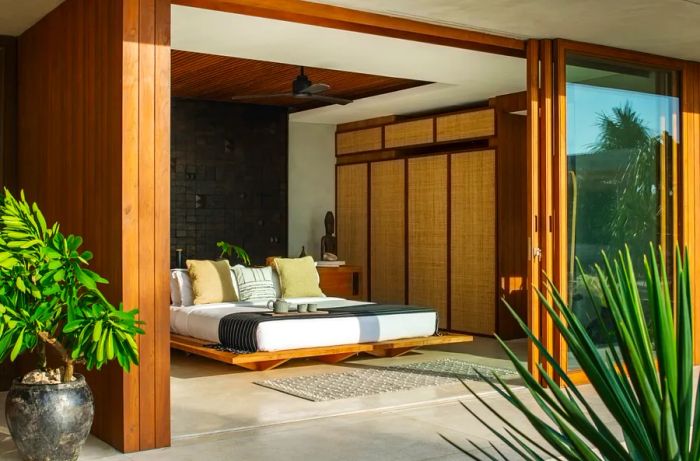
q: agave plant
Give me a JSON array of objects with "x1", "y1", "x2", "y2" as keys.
[{"x1": 446, "y1": 245, "x2": 698, "y2": 460}]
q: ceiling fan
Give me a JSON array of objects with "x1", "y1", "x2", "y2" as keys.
[{"x1": 231, "y1": 66, "x2": 353, "y2": 106}]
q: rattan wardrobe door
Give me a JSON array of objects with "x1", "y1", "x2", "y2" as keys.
[
  {"x1": 337, "y1": 163, "x2": 368, "y2": 299},
  {"x1": 408, "y1": 155, "x2": 448, "y2": 328},
  {"x1": 450, "y1": 150, "x2": 496, "y2": 334},
  {"x1": 370, "y1": 160, "x2": 406, "y2": 304}
]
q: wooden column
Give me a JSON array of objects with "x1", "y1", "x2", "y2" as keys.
[
  {"x1": 682, "y1": 61, "x2": 700, "y2": 363},
  {"x1": 16, "y1": 0, "x2": 170, "y2": 452}
]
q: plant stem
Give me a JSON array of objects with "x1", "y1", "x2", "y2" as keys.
[
  {"x1": 38, "y1": 331, "x2": 74, "y2": 383},
  {"x1": 63, "y1": 360, "x2": 74, "y2": 383},
  {"x1": 36, "y1": 342, "x2": 47, "y2": 371}
]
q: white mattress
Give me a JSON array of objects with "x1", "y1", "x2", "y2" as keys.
[{"x1": 170, "y1": 297, "x2": 437, "y2": 352}]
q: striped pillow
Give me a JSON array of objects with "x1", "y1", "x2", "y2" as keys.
[{"x1": 232, "y1": 265, "x2": 276, "y2": 301}]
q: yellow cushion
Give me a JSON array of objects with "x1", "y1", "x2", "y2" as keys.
[
  {"x1": 274, "y1": 256, "x2": 324, "y2": 298},
  {"x1": 186, "y1": 259, "x2": 237, "y2": 304}
]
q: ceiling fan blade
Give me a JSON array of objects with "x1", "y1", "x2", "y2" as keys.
[
  {"x1": 231, "y1": 93, "x2": 294, "y2": 101},
  {"x1": 302, "y1": 83, "x2": 330, "y2": 95},
  {"x1": 306, "y1": 94, "x2": 353, "y2": 105}
]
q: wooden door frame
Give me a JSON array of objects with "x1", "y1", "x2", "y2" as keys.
[
  {"x1": 548, "y1": 39, "x2": 696, "y2": 384},
  {"x1": 525, "y1": 39, "x2": 542, "y2": 381}
]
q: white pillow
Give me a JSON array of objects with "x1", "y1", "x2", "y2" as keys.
[
  {"x1": 173, "y1": 269, "x2": 194, "y2": 306},
  {"x1": 232, "y1": 265, "x2": 276, "y2": 301},
  {"x1": 271, "y1": 270, "x2": 282, "y2": 298},
  {"x1": 229, "y1": 268, "x2": 241, "y2": 300},
  {"x1": 170, "y1": 270, "x2": 182, "y2": 306}
]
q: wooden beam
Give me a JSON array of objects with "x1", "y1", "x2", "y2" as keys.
[
  {"x1": 172, "y1": 0, "x2": 525, "y2": 57},
  {"x1": 555, "y1": 39, "x2": 685, "y2": 71}
]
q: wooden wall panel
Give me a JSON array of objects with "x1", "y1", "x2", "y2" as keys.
[
  {"x1": 408, "y1": 155, "x2": 448, "y2": 328},
  {"x1": 491, "y1": 100, "x2": 528, "y2": 339},
  {"x1": 337, "y1": 164, "x2": 368, "y2": 299},
  {"x1": 682, "y1": 61, "x2": 700, "y2": 363},
  {"x1": 17, "y1": 0, "x2": 170, "y2": 452},
  {"x1": 450, "y1": 151, "x2": 496, "y2": 334},
  {"x1": 370, "y1": 160, "x2": 405, "y2": 304}
]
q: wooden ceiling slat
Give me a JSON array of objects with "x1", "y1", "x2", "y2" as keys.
[{"x1": 171, "y1": 50, "x2": 427, "y2": 110}]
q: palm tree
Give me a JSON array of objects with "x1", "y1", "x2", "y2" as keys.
[{"x1": 590, "y1": 103, "x2": 661, "y2": 255}]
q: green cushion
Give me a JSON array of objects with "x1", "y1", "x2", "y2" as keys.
[{"x1": 274, "y1": 256, "x2": 324, "y2": 298}]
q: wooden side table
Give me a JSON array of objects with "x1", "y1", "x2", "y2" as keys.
[{"x1": 317, "y1": 265, "x2": 363, "y2": 300}]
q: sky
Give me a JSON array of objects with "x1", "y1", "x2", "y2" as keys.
[{"x1": 566, "y1": 83, "x2": 680, "y2": 155}]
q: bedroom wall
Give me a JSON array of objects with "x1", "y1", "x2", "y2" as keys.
[
  {"x1": 288, "y1": 122, "x2": 336, "y2": 260},
  {"x1": 171, "y1": 98, "x2": 288, "y2": 266}
]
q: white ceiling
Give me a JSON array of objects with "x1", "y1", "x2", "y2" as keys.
[
  {"x1": 0, "y1": 0, "x2": 63, "y2": 36},
  {"x1": 172, "y1": 6, "x2": 525, "y2": 124},
  {"x1": 311, "y1": 0, "x2": 700, "y2": 62}
]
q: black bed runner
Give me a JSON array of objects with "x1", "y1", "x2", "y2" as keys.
[{"x1": 216, "y1": 304, "x2": 438, "y2": 353}]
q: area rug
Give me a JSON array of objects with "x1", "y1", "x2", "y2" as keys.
[{"x1": 254, "y1": 359, "x2": 519, "y2": 402}]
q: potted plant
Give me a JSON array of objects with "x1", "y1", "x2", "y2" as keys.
[
  {"x1": 0, "y1": 189, "x2": 144, "y2": 461},
  {"x1": 216, "y1": 241, "x2": 251, "y2": 266},
  {"x1": 445, "y1": 245, "x2": 700, "y2": 460}
]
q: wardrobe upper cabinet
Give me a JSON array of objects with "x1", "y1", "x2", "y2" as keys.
[
  {"x1": 450, "y1": 150, "x2": 496, "y2": 334},
  {"x1": 336, "y1": 127, "x2": 382, "y2": 155},
  {"x1": 370, "y1": 160, "x2": 406, "y2": 304},
  {"x1": 407, "y1": 155, "x2": 448, "y2": 329},
  {"x1": 336, "y1": 163, "x2": 368, "y2": 299},
  {"x1": 436, "y1": 109, "x2": 495, "y2": 142}
]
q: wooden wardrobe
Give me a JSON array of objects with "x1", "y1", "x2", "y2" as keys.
[{"x1": 335, "y1": 100, "x2": 526, "y2": 337}]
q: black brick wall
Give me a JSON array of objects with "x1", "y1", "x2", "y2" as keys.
[{"x1": 171, "y1": 98, "x2": 288, "y2": 267}]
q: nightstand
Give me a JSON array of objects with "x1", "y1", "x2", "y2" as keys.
[{"x1": 317, "y1": 265, "x2": 363, "y2": 300}]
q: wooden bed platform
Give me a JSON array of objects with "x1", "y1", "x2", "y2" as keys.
[{"x1": 170, "y1": 332, "x2": 474, "y2": 371}]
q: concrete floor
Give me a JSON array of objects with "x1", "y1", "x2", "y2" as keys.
[
  {"x1": 170, "y1": 337, "x2": 528, "y2": 439},
  {"x1": 1, "y1": 337, "x2": 547, "y2": 461}
]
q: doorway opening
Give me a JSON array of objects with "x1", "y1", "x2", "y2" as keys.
[{"x1": 167, "y1": 4, "x2": 530, "y2": 440}]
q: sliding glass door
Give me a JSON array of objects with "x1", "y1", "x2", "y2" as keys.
[{"x1": 556, "y1": 45, "x2": 682, "y2": 375}]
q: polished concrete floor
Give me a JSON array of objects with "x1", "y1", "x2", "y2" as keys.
[
  {"x1": 1, "y1": 337, "x2": 539, "y2": 460},
  {"x1": 170, "y1": 337, "x2": 528, "y2": 439}
]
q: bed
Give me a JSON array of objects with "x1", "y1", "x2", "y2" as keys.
[{"x1": 169, "y1": 264, "x2": 473, "y2": 370}]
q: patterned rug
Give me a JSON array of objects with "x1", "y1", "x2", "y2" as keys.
[{"x1": 254, "y1": 359, "x2": 519, "y2": 402}]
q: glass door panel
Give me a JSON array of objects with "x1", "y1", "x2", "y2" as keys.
[{"x1": 565, "y1": 53, "x2": 680, "y2": 371}]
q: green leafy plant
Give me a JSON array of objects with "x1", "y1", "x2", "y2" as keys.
[
  {"x1": 446, "y1": 245, "x2": 699, "y2": 460},
  {"x1": 0, "y1": 189, "x2": 144, "y2": 383},
  {"x1": 590, "y1": 103, "x2": 662, "y2": 257},
  {"x1": 217, "y1": 241, "x2": 251, "y2": 266}
]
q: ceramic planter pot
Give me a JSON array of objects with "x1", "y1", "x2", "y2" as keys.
[{"x1": 5, "y1": 374, "x2": 94, "y2": 461}]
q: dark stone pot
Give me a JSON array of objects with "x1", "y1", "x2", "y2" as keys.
[{"x1": 5, "y1": 374, "x2": 94, "y2": 461}]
